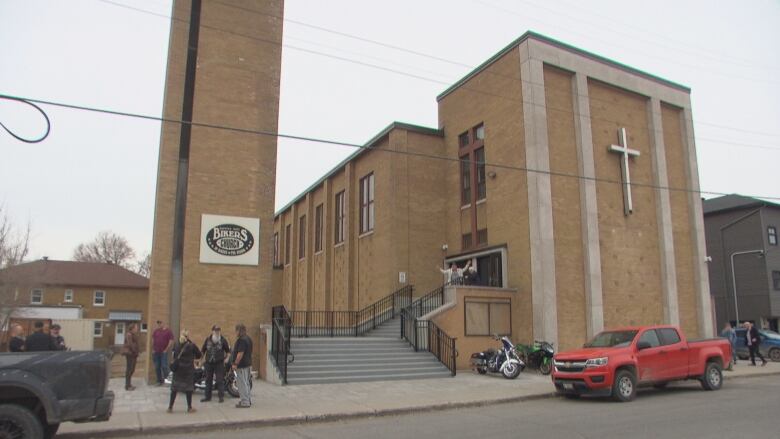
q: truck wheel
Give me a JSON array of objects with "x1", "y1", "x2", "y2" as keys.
[
  {"x1": 0, "y1": 404, "x2": 45, "y2": 439},
  {"x1": 44, "y1": 422, "x2": 60, "y2": 439},
  {"x1": 769, "y1": 348, "x2": 780, "y2": 362},
  {"x1": 612, "y1": 370, "x2": 636, "y2": 402},
  {"x1": 701, "y1": 362, "x2": 723, "y2": 391}
]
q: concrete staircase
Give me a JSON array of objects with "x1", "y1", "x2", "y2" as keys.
[{"x1": 286, "y1": 318, "x2": 452, "y2": 385}]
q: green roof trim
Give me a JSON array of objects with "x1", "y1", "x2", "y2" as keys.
[
  {"x1": 436, "y1": 30, "x2": 690, "y2": 102},
  {"x1": 274, "y1": 122, "x2": 443, "y2": 217}
]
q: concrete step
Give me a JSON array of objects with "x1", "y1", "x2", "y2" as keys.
[
  {"x1": 286, "y1": 370, "x2": 453, "y2": 385},
  {"x1": 288, "y1": 365, "x2": 449, "y2": 378},
  {"x1": 288, "y1": 359, "x2": 441, "y2": 372}
]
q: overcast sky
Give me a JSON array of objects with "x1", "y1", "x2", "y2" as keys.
[{"x1": 0, "y1": 0, "x2": 778, "y2": 261}]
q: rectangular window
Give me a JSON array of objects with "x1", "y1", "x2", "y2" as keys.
[
  {"x1": 93, "y1": 322, "x2": 103, "y2": 337},
  {"x1": 477, "y1": 228, "x2": 488, "y2": 246},
  {"x1": 315, "y1": 204, "x2": 323, "y2": 252},
  {"x1": 475, "y1": 124, "x2": 485, "y2": 140},
  {"x1": 335, "y1": 190, "x2": 345, "y2": 244},
  {"x1": 30, "y1": 289, "x2": 43, "y2": 305},
  {"x1": 475, "y1": 147, "x2": 486, "y2": 200},
  {"x1": 64, "y1": 289, "x2": 73, "y2": 303},
  {"x1": 460, "y1": 158, "x2": 471, "y2": 206},
  {"x1": 93, "y1": 290, "x2": 105, "y2": 306},
  {"x1": 459, "y1": 131, "x2": 470, "y2": 148},
  {"x1": 769, "y1": 226, "x2": 777, "y2": 246},
  {"x1": 773, "y1": 271, "x2": 780, "y2": 290},
  {"x1": 360, "y1": 173, "x2": 375, "y2": 234},
  {"x1": 298, "y1": 215, "x2": 306, "y2": 259},
  {"x1": 462, "y1": 233, "x2": 472, "y2": 250},
  {"x1": 273, "y1": 232, "x2": 279, "y2": 266},
  {"x1": 285, "y1": 224, "x2": 291, "y2": 265},
  {"x1": 465, "y1": 299, "x2": 511, "y2": 336},
  {"x1": 140, "y1": 323, "x2": 148, "y2": 332},
  {"x1": 657, "y1": 328, "x2": 681, "y2": 346}
]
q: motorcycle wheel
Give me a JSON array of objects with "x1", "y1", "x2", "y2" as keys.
[
  {"x1": 539, "y1": 361, "x2": 552, "y2": 375},
  {"x1": 226, "y1": 371, "x2": 254, "y2": 398},
  {"x1": 477, "y1": 367, "x2": 487, "y2": 375},
  {"x1": 502, "y1": 362, "x2": 521, "y2": 379}
]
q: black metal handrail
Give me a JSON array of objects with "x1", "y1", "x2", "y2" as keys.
[
  {"x1": 286, "y1": 285, "x2": 414, "y2": 337},
  {"x1": 270, "y1": 305, "x2": 292, "y2": 384},
  {"x1": 399, "y1": 283, "x2": 457, "y2": 376}
]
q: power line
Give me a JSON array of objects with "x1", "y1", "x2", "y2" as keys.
[
  {"x1": 1, "y1": 92, "x2": 778, "y2": 202},
  {"x1": 96, "y1": 0, "x2": 780, "y2": 142},
  {"x1": 0, "y1": 96, "x2": 50, "y2": 143}
]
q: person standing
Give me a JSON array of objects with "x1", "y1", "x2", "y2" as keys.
[
  {"x1": 152, "y1": 320, "x2": 174, "y2": 386},
  {"x1": 24, "y1": 321, "x2": 57, "y2": 351},
  {"x1": 720, "y1": 322, "x2": 737, "y2": 370},
  {"x1": 231, "y1": 323, "x2": 253, "y2": 408},
  {"x1": 168, "y1": 329, "x2": 201, "y2": 413},
  {"x1": 200, "y1": 325, "x2": 230, "y2": 403},
  {"x1": 50, "y1": 324, "x2": 67, "y2": 350},
  {"x1": 8, "y1": 323, "x2": 24, "y2": 352},
  {"x1": 744, "y1": 322, "x2": 767, "y2": 367},
  {"x1": 122, "y1": 323, "x2": 140, "y2": 390},
  {"x1": 437, "y1": 260, "x2": 470, "y2": 286}
]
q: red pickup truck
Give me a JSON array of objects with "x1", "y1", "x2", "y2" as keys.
[{"x1": 552, "y1": 325, "x2": 731, "y2": 402}]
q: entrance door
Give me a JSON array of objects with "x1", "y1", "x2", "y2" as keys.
[
  {"x1": 115, "y1": 322, "x2": 125, "y2": 345},
  {"x1": 476, "y1": 253, "x2": 503, "y2": 287}
]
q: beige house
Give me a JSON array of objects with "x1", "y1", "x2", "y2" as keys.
[
  {"x1": 0, "y1": 259, "x2": 149, "y2": 351},
  {"x1": 274, "y1": 31, "x2": 712, "y2": 361}
]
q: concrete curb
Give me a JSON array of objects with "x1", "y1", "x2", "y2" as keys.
[{"x1": 57, "y1": 370, "x2": 779, "y2": 438}]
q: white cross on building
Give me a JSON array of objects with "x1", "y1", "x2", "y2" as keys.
[{"x1": 608, "y1": 127, "x2": 641, "y2": 216}]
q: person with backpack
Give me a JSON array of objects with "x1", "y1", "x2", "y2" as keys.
[{"x1": 200, "y1": 325, "x2": 231, "y2": 403}]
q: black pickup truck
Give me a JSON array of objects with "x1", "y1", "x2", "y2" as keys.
[{"x1": 0, "y1": 350, "x2": 114, "y2": 438}]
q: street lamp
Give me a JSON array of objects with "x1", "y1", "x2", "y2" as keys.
[{"x1": 730, "y1": 249, "x2": 765, "y2": 324}]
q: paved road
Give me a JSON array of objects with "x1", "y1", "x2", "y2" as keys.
[{"x1": 126, "y1": 377, "x2": 778, "y2": 439}]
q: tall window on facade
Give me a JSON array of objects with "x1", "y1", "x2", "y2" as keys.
[
  {"x1": 298, "y1": 215, "x2": 306, "y2": 259},
  {"x1": 477, "y1": 228, "x2": 488, "y2": 246},
  {"x1": 460, "y1": 159, "x2": 471, "y2": 206},
  {"x1": 30, "y1": 289, "x2": 43, "y2": 304},
  {"x1": 335, "y1": 191, "x2": 345, "y2": 244},
  {"x1": 769, "y1": 226, "x2": 777, "y2": 246},
  {"x1": 93, "y1": 290, "x2": 105, "y2": 306},
  {"x1": 462, "y1": 233, "x2": 472, "y2": 250},
  {"x1": 64, "y1": 289, "x2": 73, "y2": 303},
  {"x1": 475, "y1": 147, "x2": 486, "y2": 201},
  {"x1": 273, "y1": 232, "x2": 279, "y2": 266},
  {"x1": 360, "y1": 173, "x2": 375, "y2": 234},
  {"x1": 285, "y1": 224, "x2": 291, "y2": 265},
  {"x1": 773, "y1": 271, "x2": 780, "y2": 290},
  {"x1": 315, "y1": 204, "x2": 323, "y2": 252}
]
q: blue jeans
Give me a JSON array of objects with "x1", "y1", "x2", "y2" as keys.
[{"x1": 153, "y1": 351, "x2": 170, "y2": 384}]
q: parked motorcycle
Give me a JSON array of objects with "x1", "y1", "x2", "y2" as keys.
[
  {"x1": 516, "y1": 340, "x2": 555, "y2": 375},
  {"x1": 165, "y1": 366, "x2": 252, "y2": 398},
  {"x1": 470, "y1": 335, "x2": 525, "y2": 379}
]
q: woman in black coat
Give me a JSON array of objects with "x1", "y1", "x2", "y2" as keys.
[{"x1": 167, "y1": 329, "x2": 202, "y2": 413}]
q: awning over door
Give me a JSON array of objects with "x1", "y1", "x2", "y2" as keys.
[{"x1": 108, "y1": 311, "x2": 142, "y2": 321}]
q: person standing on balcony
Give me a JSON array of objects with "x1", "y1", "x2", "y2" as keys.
[
  {"x1": 437, "y1": 260, "x2": 471, "y2": 285},
  {"x1": 200, "y1": 325, "x2": 230, "y2": 403}
]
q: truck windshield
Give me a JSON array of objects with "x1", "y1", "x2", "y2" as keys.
[{"x1": 585, "y1": 330, "x2": 638, "y2": 348}]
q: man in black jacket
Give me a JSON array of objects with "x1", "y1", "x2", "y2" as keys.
[
  {"x1": 200, "y1": 325, "x2": 230, "y2": 403},
  {"x1": 745, "y1": 322, "x2": 767, "y2": 367},
  {"x1": 8, "y1": 323, "x2": 25, "y2": 352},
  {"x1": 24, "y1": 321, "x2": 57, "y2": 351}
]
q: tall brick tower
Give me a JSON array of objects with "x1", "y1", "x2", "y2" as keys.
[{"x1": 146, "y1": 0, "x2": 283, "y2": 381}]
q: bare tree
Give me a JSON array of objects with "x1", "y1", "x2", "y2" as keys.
[
  {"x1": 0, "y1": 206, "x2": 31, "y2": 333},
  {"x1": 136, "y1": 252, "x2": 151, "y2": 278},
  {"x1": 73, "y1": 231, "x2": 136, "y2": 269}
]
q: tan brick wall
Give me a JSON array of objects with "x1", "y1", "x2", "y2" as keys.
[
  {"x1": 544, "y1": 66, "x2": 587, "y2": 352},
  {"x1": 588, "y1": 79, "x2": 664, "y2": 328},
  {"x1": 148, "y1": 0, "x2": 282, "y2": 382},
  {"x1": 662, "y1": 103, "x2": 700, "y2": 338}
]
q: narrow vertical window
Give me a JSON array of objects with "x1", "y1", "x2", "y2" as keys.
[
  {"x1": 768, "y1": 226, "x2": 777, "y2": 246},
  {"x1": 93, "y1": 290, "x2": 106, "y2": 306},
  {"x1": 273, "y1": 232, "x2": 279, "y2": 266},
  {"x1": 285, "y1": 224, "x2": 291, "y2": 265},
  {"x1": 360, "y1": 173, "x2": 374, "y2": 234},
  {"x1": 460, "y1": 157, "x2": 471, "y2": 206},
  {"x1": 315, "y1": 204, "x2": 323, "y2": 252},
  {"x1": 335, "y1": 191, "x2": 345, "y2": 244},
  {"x1": 64, "y1": 289, "x2": 74, "y2": 303},
  {"x1": 298, "y1": 215, "x2": 306, "y2": 259},
  {"x1": 475, "y1": 147, "x2": 486, "y2": 201},
  {"x1": 30, "y1": 289, "x2": 43, "y2": 304}
]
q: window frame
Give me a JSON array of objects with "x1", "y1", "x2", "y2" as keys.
[
  {"x1": 464, "y1": 298, "x2": 512, "y2": 336},
  {"x1": 475, "y1": 146, "x2": 486, "y2": 201},
  {"x1": 460, "y1": 157, "x2": 471, "y2": 207},
  {"x1": 638, "y1": 329, "x2": 662, "y2": 349},
  {"x1": 298, "y1": 215, "x2": 306, "y2": 260},
  {"x1": 64, "y1": 289, "x2": 73, "y2": 303},
  {"x1": 140, "y1": 323, "x2": 148, "y2": 332},
  {"x1": 657, "y1": 328, "x2": 682, "y2": 346},
  {"x1": 359, "y1": 173, "x2": 375, "y2": 234},
  {"x1": 315, "y1": 203, "x2": 324, "y2": 253},
  {"x1": 768, "y1": 226, "x2": 777, "y2": 246},
  {"x1": 772, "y1": 271, "x2": 780, "y2": 291},
  {"x1": 273, "y1": 232, "x2": 279, "y2": 266},
  {"x1": 93, "y1": 290, "x2": 106, "y2": 307},
  {"x1": 284, "y1": 224, "x2": 291, "y2": 265},
  {"x1": 30, "y1": 288, "x2": 43, "y2": 305},
  {"x1": 335, "y1": 190, "x2": 346, "y2": 244},
  {"x1": 93, "y1": 321, "x2": 103, "y2": 338},
  {"x1": 462, "y1": 233, "x2": 473, "y2": 250}
]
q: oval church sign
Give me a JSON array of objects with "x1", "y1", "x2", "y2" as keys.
[{"x1": 205, "y1": 224, "x2": 255, "y2": 256}]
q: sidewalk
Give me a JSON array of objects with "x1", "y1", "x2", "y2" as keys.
[{"x1": 58, "y1": 362, "x2": 780, "y2": 438}]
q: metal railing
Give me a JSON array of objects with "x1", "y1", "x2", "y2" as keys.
[
  {"x1": 400, "y1": 283, "x2": 457, "y2": 375},
  {"x1": 287, "y1": 285, "x2": 414, "y2": 337},
  {"x1": 270, "y1": 305, "x2": 292, "y2": 384}
]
